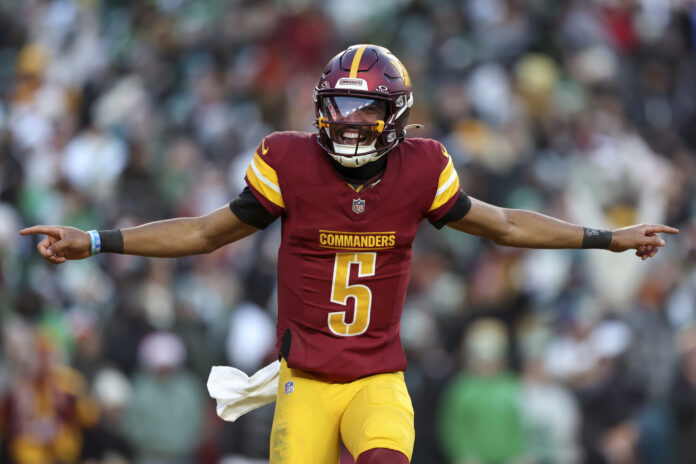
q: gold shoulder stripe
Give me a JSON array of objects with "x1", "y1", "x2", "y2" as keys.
[
  {"x1": 429, "y1": 158, "x2": 460, "y2": 212},
  {"x1": 252, "y1": 151, "x2": 279, "y2": 185},
  {"x1": 437, "y1": 158, "x2": 455, "y2": 188},
  {"x1": 246, "y1": 151, "x2": 284, "y2": 208},
  {"x1": 349, "y1": 46, "x2": 367, "y2": 79}
]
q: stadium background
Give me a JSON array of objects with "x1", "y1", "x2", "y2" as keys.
[{"x1": 1, "y1": 0, "x2": 696, "y2": 463}]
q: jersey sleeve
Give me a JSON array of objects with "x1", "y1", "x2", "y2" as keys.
[
  {"x1": 429, "y1": 189, "x2": 471, "y2": 228},
  {"x1": 229, "y1": 187, "x2": 278, "y2": 229},
  {"x1": 244, "y1": 136, "x2": 285, "y2": 217},
  {"x1": 425, "y1": 143, "x2": 462, "y2": 223}
]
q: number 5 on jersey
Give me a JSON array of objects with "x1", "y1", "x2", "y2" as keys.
[{"x1": 328, "y1": 252, "x2": 376, "y2": 336}]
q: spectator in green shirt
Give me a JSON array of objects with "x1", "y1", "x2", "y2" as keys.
[
  {"x1": 122, "y1": 332, "x2": 204, "y2": 464},
  {"x1": 437, "y1": 318, "x2": 525, "y2": 464}
]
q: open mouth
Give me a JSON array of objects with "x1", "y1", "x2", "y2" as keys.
[{"x1": 338, "y1": 129, "x2": 370, "y2": 145}]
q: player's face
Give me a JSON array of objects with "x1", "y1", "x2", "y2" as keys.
[{"x1": 321, "y1": 96, "x2": 388, "y2": 147}]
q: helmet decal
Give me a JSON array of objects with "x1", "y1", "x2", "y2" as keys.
[
  {"x1": 389, "y1": 59, "x2": 411, "y2": 87},
  {"x1": 336, "y1": 78, "x2": 368, "y2": 90}
]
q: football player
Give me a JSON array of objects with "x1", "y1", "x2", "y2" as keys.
[{"x1": 21, "y1": 45, "x2": 678, "y2": 464}]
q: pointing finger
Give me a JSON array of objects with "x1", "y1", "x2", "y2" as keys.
[
  {"x1": 20, "y1": 225, "x2": 63, "y2": 238},
  {"x1": 644, "y1": 225, "x2": 679, "y2": 235}
]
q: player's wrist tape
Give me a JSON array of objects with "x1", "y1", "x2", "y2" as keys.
[
  {"x1": 88, "y1": 230, "x2": 101, "y2": 256},
  {"x1": 98, "y1": 229, "x2": 124, "y2": 254},
  {"x1": 582, "y1": 227, "x2": 613, "y2": 249}
]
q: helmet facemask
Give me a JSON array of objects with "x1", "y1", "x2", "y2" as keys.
[{"x1": 317, "y1": 96, "x2": 392, "y2": 167}]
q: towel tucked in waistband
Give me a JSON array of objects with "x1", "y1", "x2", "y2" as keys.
[{"x1": 206, "y1": 360, "x2": 280, "y2": 422}]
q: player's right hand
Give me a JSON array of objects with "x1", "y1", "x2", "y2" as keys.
[{"x1": 19, "y1": 225, "x2": 91, "y2": 264}]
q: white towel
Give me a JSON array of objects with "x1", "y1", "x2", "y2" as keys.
[{"x1": 207, "y1": 360, "x2": 280, "y2": 422}]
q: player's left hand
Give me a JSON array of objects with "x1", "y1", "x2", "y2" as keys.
[{"x1": 608, "y1": 224, "x2": 679, "y2": 260}]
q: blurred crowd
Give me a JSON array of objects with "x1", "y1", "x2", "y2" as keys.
[{"x1": 2, "y1": 0, "x2": 696, "y2": 463}]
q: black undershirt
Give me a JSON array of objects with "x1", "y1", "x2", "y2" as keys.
[
  {"x1": 229, "y1": 155, "x2": 471, "y2": 230},
  {"x1": 330, "y1": 155, "x2": 387, "y2": 189}
]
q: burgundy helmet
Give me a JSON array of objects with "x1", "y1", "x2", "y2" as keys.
[{"x1": 313, "y1": 44, "x2": 414, "y2": 167}]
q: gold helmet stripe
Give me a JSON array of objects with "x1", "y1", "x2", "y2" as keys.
[{"x1": 349, "y1": 45, "x2": 367, "y2": 78}]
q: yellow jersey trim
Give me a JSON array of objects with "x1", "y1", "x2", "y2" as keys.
[
  {"x1": 246, "y1": 151, "x2": 284, "y2": 208},
  {"x1": 429, "y1": 158, "x2": 460, "y2": 211}
]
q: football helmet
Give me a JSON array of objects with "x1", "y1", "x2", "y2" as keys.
[{"x1": 314, "y1": 44, "x2": 414, "y2": 167}]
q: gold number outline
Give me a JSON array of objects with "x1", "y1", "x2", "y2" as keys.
[{"x1": 327, "y1": 252, "x2": 376, "y2": 336}]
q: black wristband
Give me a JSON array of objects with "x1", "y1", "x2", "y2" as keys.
[
  {"x1": 98, "y1": 229, "x2": 124, "y2": 254},
  {"x1": 582, "y1": 227, "x2": 613, "y2": 249}
]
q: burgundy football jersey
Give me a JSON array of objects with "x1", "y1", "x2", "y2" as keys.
[{"x1": 245, "y1": 132, "x2": 460, "y2": 382}]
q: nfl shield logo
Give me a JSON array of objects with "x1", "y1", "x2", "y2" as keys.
[
  {"x1": 284, "y1": 381, "x2": 294, "y2": 394},
  {"x1": 352, "y1": 198, "x2": 365, "y2": 214}
]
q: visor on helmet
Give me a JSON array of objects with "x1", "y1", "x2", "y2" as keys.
[
  {"x1": 322, "y1": 96, "x2": 388, "y2": 123},
  {"x1": 319, "y1": 96, "x2": 388, "y2": 154}
]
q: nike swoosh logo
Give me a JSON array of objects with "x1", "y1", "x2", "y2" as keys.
[{"x1": 261, "y1": 139, "x2": 269, "y2": 155}]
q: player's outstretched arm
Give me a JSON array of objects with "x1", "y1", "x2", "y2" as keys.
[
  {"x1": 448, "y1": 197, "x2": 678, "y2": 260},
  {"x1": 20, "y1": 205, "x2": 258, "y2": 264}
]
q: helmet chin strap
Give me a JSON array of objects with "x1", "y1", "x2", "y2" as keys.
[
  {"x1": 329, "y1": 150, "x2": 385, "y2": 168},
  {"x1": 333, "y1": 139, "x2": 377, "y2": 154}
]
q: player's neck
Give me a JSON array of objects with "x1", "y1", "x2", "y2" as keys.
[{"x1": 330, "y1": 155, "x2": 387, "y2": 189}]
